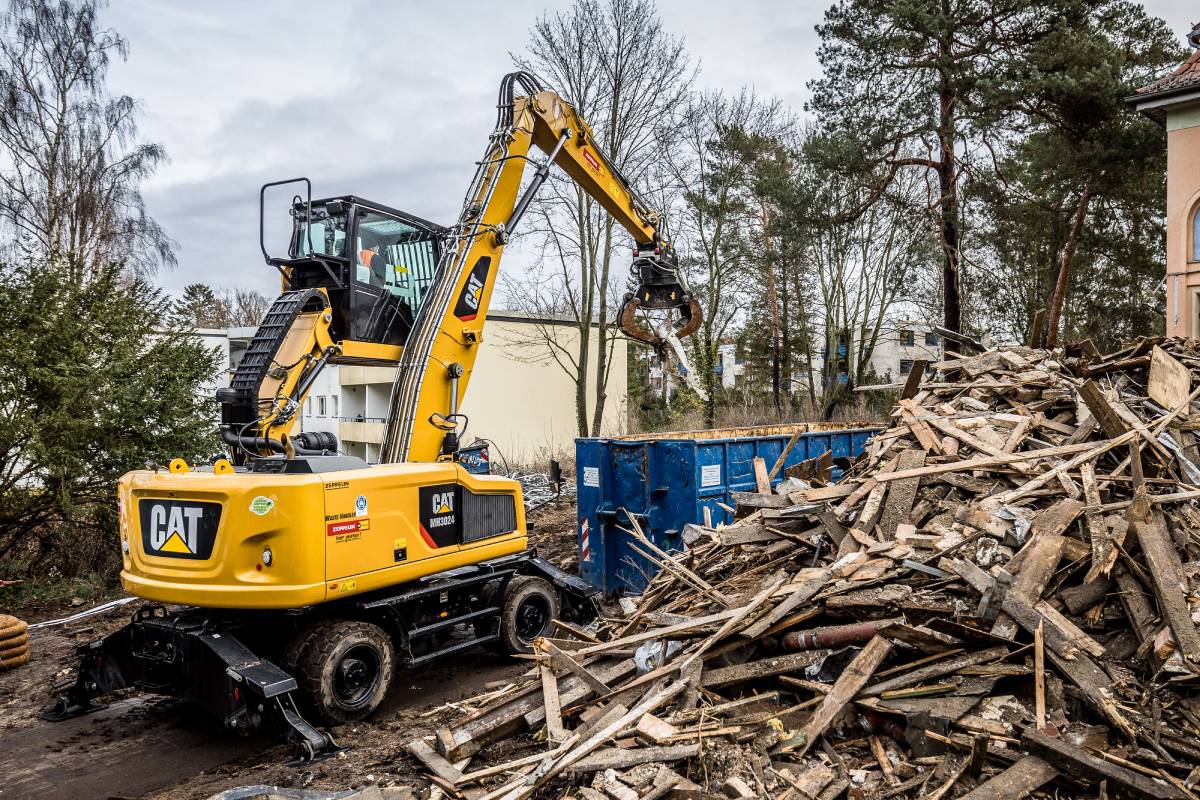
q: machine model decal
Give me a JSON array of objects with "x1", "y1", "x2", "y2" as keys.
[
  {"x1": 453, "y1": 257, "x2": 491, "y2": 321},
  {"x1": 355, "y1": 495, "x2": 368, "y2": 517},
  {"x1": 248, "y1": 496, "x2": 275, "y2": 516},
  {"x1": 418, "y1": 483, "x2": 460, "y2": 548},
  {"x1": 139, "y1": 499, "x2": 220, "y2": 560},
  {"x1": 324, "y1": 480, "x2": 349, "y2": 491}
]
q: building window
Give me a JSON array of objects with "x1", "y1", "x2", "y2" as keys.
[
  {"x1": 899, "y1": 329, "x2": 915, "y2": 347},
  {"x1": 330, "y1": 395, "x2": 338, "y2": 419},
  {"x1": 317, "y1": 396, "x2": 327, "y2": 417},
  {"x1": 925, "y1": 331, "x2": 940, "y2": 347},
  {"x1": 305, "y1": 397, "x2": 312, "y2": 416},
  {"x1": 1193, "y1": 204, "x2": 1200, "y2": 262},
  {"x1": 899, "y1": 359, "x2": 914, "y2": 376}
]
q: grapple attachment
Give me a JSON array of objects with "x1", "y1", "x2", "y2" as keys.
[{"x1": 617, "y1": 245, "x2": 702, "y2": 348}]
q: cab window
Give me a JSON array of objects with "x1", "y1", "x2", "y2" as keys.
[
  {"x1": 355, "y1": 210, "x2": 439, "y2": 318},
  {"x1": 294, "y1": 208, "x2": 348, "y2": 259}
]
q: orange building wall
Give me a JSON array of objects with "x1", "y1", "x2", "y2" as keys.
[{"x1": 1166, "y1": 120, "x2": 1200, "y2": 337}]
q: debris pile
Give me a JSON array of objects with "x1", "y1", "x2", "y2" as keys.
[{"x1": 409, "y1": 337, "x2": 1200, "y2": 799}]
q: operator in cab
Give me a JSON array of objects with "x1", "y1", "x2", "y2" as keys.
[{"x1": 359, "y1": 244, "x2": 387, "y2": 286}]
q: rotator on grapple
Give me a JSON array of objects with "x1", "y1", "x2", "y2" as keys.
[{"x1": 618, "y1": 243, "x2": 707, "y2": 399}]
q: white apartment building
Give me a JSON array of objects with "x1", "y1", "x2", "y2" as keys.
[
  {"x1": 193, "y1": 313, "x2": 625, "y2": 465},
  {"x1": 298, "y1": 311, "x2": 629, "y2": 464}
]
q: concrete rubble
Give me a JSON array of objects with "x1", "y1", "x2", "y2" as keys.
[{"x1": 406, "y1": 336, "x2": 1200, "y2": 799}]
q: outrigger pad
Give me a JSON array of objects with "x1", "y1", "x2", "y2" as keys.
[{"x1": 40, "y1": 697, "x2": 108, "y2": 722}]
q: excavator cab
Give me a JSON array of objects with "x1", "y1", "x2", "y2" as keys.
[
  {"x1": 216, "y1": 180, "x2": 448, "y2": 462},
  {"x1": 261, "y1": 178, "x2": 446, "y2": 359}
]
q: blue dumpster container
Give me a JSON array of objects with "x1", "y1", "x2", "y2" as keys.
[{"x1": 575, "y1": 423, "x2": 880, "y2": 595}]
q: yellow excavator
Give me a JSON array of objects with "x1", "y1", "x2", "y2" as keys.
[{"x1": 46, "y1": 72, "x2": 701, "y2": 758}]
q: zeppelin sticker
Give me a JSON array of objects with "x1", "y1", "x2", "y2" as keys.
[{"x1": 327, "y1": 518, "x2": 370, "y2": 542}]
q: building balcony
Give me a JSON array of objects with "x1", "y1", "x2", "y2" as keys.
[
  {"x1": 340, "y1": 366, "x2": 398, "y2": 387},
  {"x1": 340, "y1": 418, "x2": 386, "y2": 445}
]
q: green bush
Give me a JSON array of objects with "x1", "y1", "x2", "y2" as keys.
[{"x1": 0, "y1": 256, "x2": 221, "y2": 580}]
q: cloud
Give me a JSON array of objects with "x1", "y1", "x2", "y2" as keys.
[{"x1": 102, "y1": 0, "x2": 1195, "y2": 300}]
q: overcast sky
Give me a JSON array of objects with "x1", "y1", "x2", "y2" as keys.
[{"x1": 102, "y1": 0, "x2": 1197, "y2": 300}]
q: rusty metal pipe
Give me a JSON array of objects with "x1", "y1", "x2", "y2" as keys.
[{"x1": 780, "y1": 618, "x2": 901, "y2": 652}]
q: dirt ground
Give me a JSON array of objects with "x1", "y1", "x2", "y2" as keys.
[{"x1": 0, "y1": 499, "x2": 580, "y2": 800}]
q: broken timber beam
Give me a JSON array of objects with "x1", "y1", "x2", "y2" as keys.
[
  {"x1": 1021, "y1": 728, "x2": 1186, "y2": 799},
  {"x1": 777, "y1": 635, "x2": 892, "y2": 756},
  {"x1": 956, "y1": 756, "x2": 1059, "y2": 800}
]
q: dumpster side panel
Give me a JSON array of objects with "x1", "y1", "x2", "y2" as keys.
[{"x1": 576, "y1": 426, "x2": 880, "y2": 594}]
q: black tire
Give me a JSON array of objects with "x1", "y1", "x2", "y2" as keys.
[
  {"x1": 293, "y1": 620, "x2": 394, "y2": 726},
  {"x1": 498, "y1": 576, "x2": 559, "y2": 655}
]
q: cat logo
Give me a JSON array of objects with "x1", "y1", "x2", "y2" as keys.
[
  {"x1": 139, "y1": 499, "x2": 220, "y2": 560},
  {"x1": 454, "y1": 257, "x2": 492, "y2": 321},
  {"x1": 432, "y1": 491, "x2": 454, "y2": 515},
  {"x1": 463, "y1": 274, "x2": 483, "y2": 311},
  {"x1": 418, "y1": 483, "x2": 461, "y2": 549}
]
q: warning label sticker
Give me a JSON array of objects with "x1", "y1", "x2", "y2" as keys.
[
  {"x1": 582, "y1": 466, "x2": 600, "y2": 487},
  {"x1": 700, "y1": 464, "x2": 722, "y2": 488}
]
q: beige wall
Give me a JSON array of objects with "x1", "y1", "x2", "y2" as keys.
[
  {"x1": 1165, "y1": 104, "x2": 1200, "y2": 337},
  {"x1": 460, "y1": 317, "x2": 628, "y2": 464},
  {"x1": 310, "y1": 316, "x2": 629, "y2": 465}
]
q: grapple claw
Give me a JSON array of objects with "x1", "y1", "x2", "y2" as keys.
[{"x1": 617, "y1": 244, "x2": 703, "y2": 349}]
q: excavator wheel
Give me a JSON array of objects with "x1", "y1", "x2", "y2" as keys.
[
  {"x1": 498, "y1": 576, "x2": 559, "y2": 655},
  {"x1": 291, "y1": 619, "x2": 394, "y2": 726}
]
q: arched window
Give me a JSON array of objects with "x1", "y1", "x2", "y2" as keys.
[{"x1": 1193, "y1": 204, "x2": 1200, "y2": 262}]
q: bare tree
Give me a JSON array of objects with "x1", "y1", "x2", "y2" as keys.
[
  {"x1": 801, "y1": 168, "x2": 932, "y2": 394},
  {"x1": 0, "y1": 0, "x2": 173, "y2": 275},
  {"x1": 506, "y1": 0, "x2": 694, "y2": 436}
]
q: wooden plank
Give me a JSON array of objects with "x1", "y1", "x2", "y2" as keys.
[
  {"x1": 899, "y1": 398, "x2": 943, "y2": 454},
  {"x1": 1128, "y1": 494, "x2": 1200, "y2": 669},
  {"x1": 777, "y1": 635, "x2": 893, "y2": 756},
  {"x1": 863, "y1": 646, "x2": 1009, "y2": 698},
  {"x1": 1033, "y1": 621, "x2": 1046, "y2": 733},
  {"x1": 998, "y1": 431, "x2": 1135, "y2": 504},
  {"x1": 991, "y1": 524, "x2": 1066, "y2": 639},
  {"x1": 768, "y1": 431, "x2": 804, "y2": 480},
  {"x1": 439, "y1": 659, "x2": 637, "y2": 760},
  {"x1": 542, "y1": 640, "x2": 612, "y2": 696},
  {"x1": 702, "y1": 650, "x2": 828, "y2": 689},
  {"x1": 753, "y1": 457, "x2": 771, "y2": 494},
  {"x1": 408, "y1": 739, "x2": 466, "y2": 786},
  {"x1": 901, "y1": 359, "x2": 928, "y2": 400},
  {"x1": 957, "y1": 756, "x2": 1058, "y2": 800},
  {"x1": 565, "y1": 744, "x2": 700, "y2": 775},
  {"x1": 1078, "y1": 379, "x2": 1129, "y2": 438},
  {"x1": 1114, "y1": 563, "x2": 1157, "y2": 645},
  {"x1": 1021, "y1": 728, "x2": 1186, "y2": 799},
  {"x1": 875, "y1": 441, "x2": 1100, "y2": 483},
  {"x1": 794, "y1": 483, "x2": 855, "y2": 503},
  {"x1": 1029, "y1": 309, "x2": 1046, "y2": 349},
  {"x1": 875, "y1": 449, "x2": 926, "y2": 540},
  {"x1": 1149, "y1": 345, "x2": 1191, "y2": 410},
  {"x1": 538, "y1": 646, "x2": 566, "y2": 745},
  {"x1": 730, "y1": 491, "x2": 789, "y2": 509}
]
